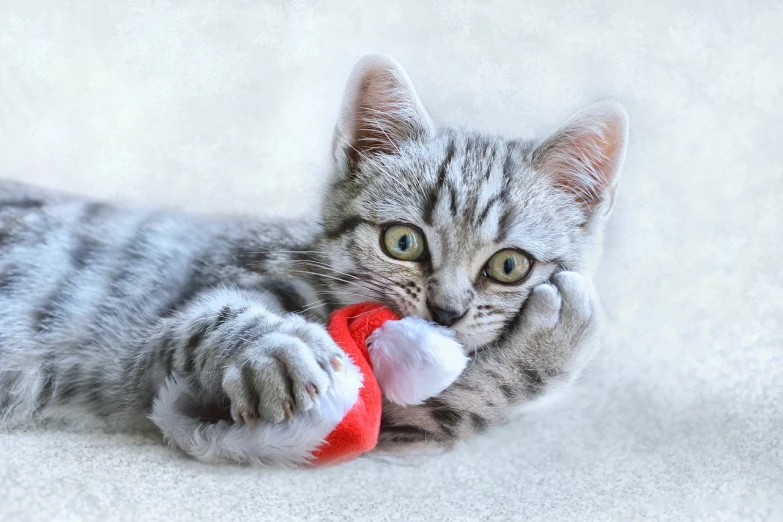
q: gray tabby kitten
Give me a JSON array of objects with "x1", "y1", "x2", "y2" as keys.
[{"x1": 0, "y1": 55, "x2": 628, "y2": 456}]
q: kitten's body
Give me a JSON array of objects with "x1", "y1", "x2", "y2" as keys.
[
  {"x1": 0, "y1": 55, "x2": 628, "y2": 458},
  {"x1": 0, "y1": 181, "x2": 328, "y2": 422}
]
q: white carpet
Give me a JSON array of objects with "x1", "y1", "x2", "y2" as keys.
[{"x1": 1, "y1": 1, "x2": 781, "y2": 520}]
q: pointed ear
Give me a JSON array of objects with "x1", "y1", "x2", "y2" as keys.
[
  {"x1": 533, "y1": 101, "x2": 629, "y2": 215},
  {"x1": 333, "y1": 54, "x2": 434, "y2": 169}
]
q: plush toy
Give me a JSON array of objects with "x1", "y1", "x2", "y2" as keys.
[{"x1": 150, "y1": 303, "x2": 468, "y2": 467}]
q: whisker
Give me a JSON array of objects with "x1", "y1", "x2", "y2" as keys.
[
  {"x1": 287, "y1": 267, "x2": 369, "y2": 287},
  {"x1": 247, "y1": 244, "x2": 414, "y2": 298},
  {"x1": 288, "y1": 269, "x2": 385, "y2": 296},
  {"x1": 289, "y1": 259, "x2": 365, "y2": 277},
  {"x1": 343, "y1": 305, "x2": 391, "y2": 321},
  {"x1": 349, "y1": 268, "x2": 407, "y2": 289},
  {"x1": 297, "y1": 299, "x2": 331, "y2": 314},
  {"x1": 245, "y1": 249, "x2": 330, "y2": 256},
  {"x1": 316, "y1": 289, "x2": 379, "y2": 301},
  {"x1": 289, "y1": 264, "x2": 391, "y2": 293}
]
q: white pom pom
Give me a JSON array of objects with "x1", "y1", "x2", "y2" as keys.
[{"x1": 367, "y1": 316, "x2": 468, "y2": 406}]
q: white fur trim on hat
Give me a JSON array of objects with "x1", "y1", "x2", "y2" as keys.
[{"x1": 367, "y1": 316, "x2": 468, "y2": 406}]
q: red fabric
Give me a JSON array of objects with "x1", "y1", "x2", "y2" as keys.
[{"x1": 311, "y1": 303, "x2": 399, "y2": 466}]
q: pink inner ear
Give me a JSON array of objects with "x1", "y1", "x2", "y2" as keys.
[
  {"x1": 536, "y1": 104, "x2": 628, "y2": 211},
  {"x1": 338, "y1": 55, "x2": 433, "y2": 165},
  {"x1": 352, "y1": 71, "x2": 407, "y2": 156}
]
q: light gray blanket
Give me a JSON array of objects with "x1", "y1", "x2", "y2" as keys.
[{"x1": 0, "y1": 0, "x2": 780, "y2": 520}]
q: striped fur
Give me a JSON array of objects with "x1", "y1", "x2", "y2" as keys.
[{"x1": 0, "y1": 54, "x2": 628, "y2": 460}]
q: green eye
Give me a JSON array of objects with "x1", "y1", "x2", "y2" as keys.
[
  {"x1": 484, "y1": 250, "x2": 532, "y2": 284},
  {"x1": 382, "y1": 225, "x2": 426, "y2": 261}
]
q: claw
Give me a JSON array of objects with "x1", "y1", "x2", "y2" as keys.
[
  {"x1": 306, "y1": 383, "x2": 318, "y2": 400},
  {"x1": 282, "y1": 399, "x2": 294, "y2": 419},
  {"x1": 330, "y1": 356, "x2": 343, "y2": 372},
  {"x1": 240, "y1": 409, "x2": 256, "y2": 428}
]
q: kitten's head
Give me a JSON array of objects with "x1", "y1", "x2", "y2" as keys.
[{"x1": 318, "y1": 54, "x2": 628, "y2": 351}]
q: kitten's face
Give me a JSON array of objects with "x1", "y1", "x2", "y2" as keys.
[
  {"x1": 320, "y1": 132, "x2": 585, "y2": 350},
  {"x1": 318, "y1": 55, "x2": 626, "y2": 352}
]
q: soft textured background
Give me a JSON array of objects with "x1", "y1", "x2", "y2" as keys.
[{"x1": 1, "y1": 0, "x2": 781, "y2": 520}]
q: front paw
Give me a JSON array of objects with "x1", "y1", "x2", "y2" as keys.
[
  {"x1": 518, "y1": 271, "x2": 600, "y2": 372},
  {"x1": 220, "y1": 316, "x2": 345, "y2": 426}
]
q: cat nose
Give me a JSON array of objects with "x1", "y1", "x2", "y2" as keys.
[{"x1": 426, "y1": 303, "x2": 466, "y2": 327}]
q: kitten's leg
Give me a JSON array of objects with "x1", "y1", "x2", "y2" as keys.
[
  {"x1": 115, "y1": 287, "x2": 345, "y2": 424},
  {"x1": 378, "y1": 271, "x2": 600, "y2": 447}
]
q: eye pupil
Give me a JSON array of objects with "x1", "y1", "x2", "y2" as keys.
[
  {"x1": 398, "y1": 235, "x2": 409, "y2": 251},
  {"x1": 503, "y1": 257, "x2": 515, "y2": 274}
]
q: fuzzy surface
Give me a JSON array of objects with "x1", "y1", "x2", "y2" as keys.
[
  {"x1": 368, "y1": 316, "x2": 468, "y2": 406},
  {"x1": 0, "y1": 0, "x2": 781, "y2": 521}
]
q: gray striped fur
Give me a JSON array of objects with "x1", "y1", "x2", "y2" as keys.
[{"x1": 0, "y1": 54, "x2": 628, "y2": 456}]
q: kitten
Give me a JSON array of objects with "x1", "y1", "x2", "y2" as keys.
[{"x1": 0, "y1": 54, "x2": 628, "y2": 458}]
